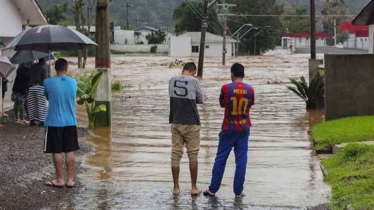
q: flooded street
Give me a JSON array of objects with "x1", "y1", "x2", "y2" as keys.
[{"x1": 72, "y1": 55, "x2": 330, "y2": 209}]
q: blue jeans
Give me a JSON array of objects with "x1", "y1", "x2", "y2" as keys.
[{"x1": 209, "y1": 129, "x2": 250, "y2": 195}]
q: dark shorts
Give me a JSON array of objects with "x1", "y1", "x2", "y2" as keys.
[{"x1": 44, "y1": 126, "x2": 80, "y2": 153}]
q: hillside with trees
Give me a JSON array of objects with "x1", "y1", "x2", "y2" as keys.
[{"x1": 36, "y1": 0, "x2": 371, "y2": 30}]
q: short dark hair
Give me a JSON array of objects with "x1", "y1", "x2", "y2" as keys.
[
  {"x1": 231, "y1": 63, "x2": 245, "y2": 78},
  {"x1": 55, "y1": 58, "x2": 68, "y2": 72},
  {"x1": 38, "y1": 58, "x2": 46, "y2": 63},
  {"x1": 183, "y1": 62, "x2": 197, "y2": 72}
]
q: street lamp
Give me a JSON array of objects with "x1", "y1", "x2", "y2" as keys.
[
  {"x1": 251, "y1": 26, "x2": 271, "y2": 56},
  {"x1": 233, "y1": 26, "x2": 258, "y2": 57}
]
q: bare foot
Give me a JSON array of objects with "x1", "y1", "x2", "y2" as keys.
[
  {"x1": 44, "y1": 180, "x2": 64, "y2": 188},
  {"x1": 191, "y1": 187, "x2": 202, "y2": 196},
  {"x1": 66, "y1": 181, "x2": 75, "y2": 188},
  {"x1": 173, "y1": 187, "x2": 180, "y2": 195}
]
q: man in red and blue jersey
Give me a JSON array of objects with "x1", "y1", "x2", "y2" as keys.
[{"x1": 204, "y1": 63, "x2": 255, "y2": 197}]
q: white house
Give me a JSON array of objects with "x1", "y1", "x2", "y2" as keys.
[
  {"x1": 113, "y1": 26, "x2": 175, "y2": 45},
  {"x1": 170, "y1": 32, "x2": 236, "y2": 57},
  {"x1": 352, "y1": 1, "x2": 374, "y2": 53},
  {"x1": 282, "y1": 33, "x2": 332, "y2": 48},
  {"x1": 0, "y1": 0, "x2": 47, "y2": 55},
  {"x1": 339, "y1": 21, "x2": 369, "y2": 50},
  {"x1": 0, "y1": 0, "x2": 47, "y2": 108}
]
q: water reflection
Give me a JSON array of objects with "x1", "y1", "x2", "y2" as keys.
[{"x1": 72, "y1": 55, "x2": 330, "y2": 209}]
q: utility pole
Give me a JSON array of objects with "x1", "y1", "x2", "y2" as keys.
[
  {"x1": 334, "y1": 19, "x2": 337, "y2": 46},
  {"x1": 135, "y1": 18, "x2": 144, "y2": 28},
  {"x1": 217, "y1": 3, "x2": 236, "y2": 65},
  {"x1": 222, "y1": 17, "x2": 227, "y2": 65},
  {"x1": 310, "y1": 0, "x2": 316, "y2": 59},
  {"x1": 197, "y1": 0, "x2": 208, "y2": 77},
  {"x1": 95, "y1": 0, "x2": 111, "y2": 127},
  {"x1": 126, "y1": 0, "x2": 133, "y2": 30},
  {"x1": 254, "y1": 35, "x2": 256, "y2": 56},
  {"x1": 236, "y1": 33, "x2": 239, "y2": 58}
]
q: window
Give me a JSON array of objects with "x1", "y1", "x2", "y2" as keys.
[
  {"x1": 192, "y1": 46, "x2": 199, "y2": 53},
  {"x1": 316, "y1": 38, "x2": 319, "y2": 40},
  {"x1": 206, "y1": 45, "x2": 210, "y2": 49}
]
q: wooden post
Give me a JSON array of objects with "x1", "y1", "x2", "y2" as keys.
[
  {"x1": 197, "y1": 0, "x2": 208, "y2": 77},
  {"x1": 95, "y1": 0, "x2": 112, "y2": 127}
]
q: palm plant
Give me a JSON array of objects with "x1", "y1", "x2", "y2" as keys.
[
  {"x1": 77, "y1": 71, "x2": 106, "y2": 127},
  {"x1": 287, "y1": 74, "x2": 325, "y2": 109}
]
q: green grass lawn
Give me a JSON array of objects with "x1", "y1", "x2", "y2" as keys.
[
  {"x1": 322, "y1": 144, "x2": 374, "y2": 210},
  {"x1": 312, "y1": 116, "x2": 374, "y2": 149}
]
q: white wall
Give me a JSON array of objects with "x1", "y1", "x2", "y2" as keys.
[
  {"x1": 0, "y1": 0, "x2": 23, "y2": 37},
  {"x1": 110, "y1": 44, "x2": 169, "y2": 53},
  {"x1": 369, "y1": 25, "x2": 374, "y2": 53},
  {"x1": 191, "y1": 42, "x2": 233, "y2": 57},
  {"x1": 114, "y1": 30, "x2": 174, "y2": 45},
  {"x1": 343, "y1": 37, "x2": 369, "y2": 50},
  {"x1": 170, "y1": 37, "x2": 191, "y2": 57}
]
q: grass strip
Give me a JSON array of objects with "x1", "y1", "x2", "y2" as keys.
[
  {"x1": 312, "y1": 116, "x2": 374, "y2": 149},
  {"x1": 322, "y1": 144, "x2": 374, "y2": 210}
]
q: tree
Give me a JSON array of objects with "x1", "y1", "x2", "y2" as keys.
[
  {"x1": 45, "y1": 3, "x2": 68, "y2": 25},
  {"x1": 229, "y1": 0, "x2": 285, "y2": 55},
  {"x1": 173, "y1": 1, "x2": 221, "y2": 35},
  {"x1": 336, "y1": 31, "x2": 350, "y2": 44},
  {"x1": 145, "y1": 30, "x2": 167, "y2": 44},
  {"x1": 282, "y1": 8, "x2": 310, "y2": 33},
  {"x1": 321, "y1": 0, "x2": 350, "y2": 36}
]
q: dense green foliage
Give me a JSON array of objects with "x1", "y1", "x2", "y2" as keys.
[
  {"x1": 37, "y1": 0, "x2": 372, "y2": 29},
  {"x1": 322, "y1": 144, "x2": 374, "y2": 210},
  {"x1": 336, "y1": 31, "x2": 350, "y2": 44},
  {"x1": 173, "y1": 1, "x2": 221, "y2": 35},
  {"x1": 77, "y1": 72, "x2": 106, "y2": 128},
  {"x1": 145, "y1": 30, "x2": 167, "y2": 44},
  {"x1": 312, "y1": 116, "x2": 374, "y2": 149},
  {"x1": 45, "y1": 3, "x2": 68, "y2": 25},
  {"x1": 321, "y1": 0, "x2": 350, "y2": 36},
  {"x1": 287, "y1": 74, "x2": 325, "y2": 109},
  {"x1": 282, "y1": 8, "x2": 310, "y2": 33}
]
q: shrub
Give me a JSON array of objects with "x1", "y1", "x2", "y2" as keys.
[
  {"x1": 150, "y1": 46, "x2": 158, "y2": 53},
  {"x1": 287, "y1": 74, "x2": 324, "y2": 109}
]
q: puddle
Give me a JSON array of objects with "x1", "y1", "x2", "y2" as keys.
[{"x1": 72, "y1": 55, "x2": 330, "y2": 209}]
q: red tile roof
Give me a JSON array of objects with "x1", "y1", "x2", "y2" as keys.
[
  {"x1": 283, "y1": 33, "x2": 331, "y2": 38},
  {"x1": 355, "y1": 30, "x2": 369, "y2": 37},
  {"x1": 340, "y1": 21, "x2": 369, "y2": 34}
]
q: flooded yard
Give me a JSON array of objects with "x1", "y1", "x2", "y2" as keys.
[{"x1": 71, "y1": 55, "x2": 330, "y2": 209}]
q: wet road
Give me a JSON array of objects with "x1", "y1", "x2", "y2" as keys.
[{"x1": 72, "y1": 55, "x2": 330, "y2": 209}]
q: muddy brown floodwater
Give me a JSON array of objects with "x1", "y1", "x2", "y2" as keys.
[{"x1": 70, "y1": 55, "x2": 330, "y2": 210}]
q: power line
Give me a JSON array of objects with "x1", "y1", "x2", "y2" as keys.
[
  {"x1": 218, "y1": 14, "x2": 357, "y2": 17},
  {"x1": 184, "y1": 0, "x2": 222, "y2": 35},
  {"x1": 185, "y1": 0, "x2": 223, "y2": 33}
]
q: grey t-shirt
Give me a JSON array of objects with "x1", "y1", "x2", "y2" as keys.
[{"x1": 169, "y1": 75, "x2": 203, "y2": 125}]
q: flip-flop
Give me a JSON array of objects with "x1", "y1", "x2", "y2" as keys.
[
  {"x1": 66, "y1": 184, "x2": 75, "y2": 188},
  {"x1": 45, "y1": 181, "x2": 64, "y2": 188},
  {"x1": 191, "y1": 189, "x2": 202, "y2": 196},
  {"x1": 203, "y1": 189, "x2": 215, "y2": 197}
]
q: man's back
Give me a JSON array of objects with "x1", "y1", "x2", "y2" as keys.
[
  {"x1": 169, "y1": 75, "x2": 203, "y2": 125},
  {"x1": 220, "y1": 82, "x2": 255, "y2": 131},
  {"x1": 44, "y1": 76, "x2": 77, "y2": 127}
]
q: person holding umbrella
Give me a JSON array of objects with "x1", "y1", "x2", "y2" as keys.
[
  {"x1": 11, "y1": 63, "x2": 30, "y2": 124},
  {"x1": 28, "y1": 58, "x2": 49, "y2": 126}
]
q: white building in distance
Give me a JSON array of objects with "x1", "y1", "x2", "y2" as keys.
[{"x1": 170, "y1": 32, "x2": 236, "y2": 57}]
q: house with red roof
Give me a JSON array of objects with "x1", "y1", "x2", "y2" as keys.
[
  {"x1": 339, "y1": 21, "x2": 369, "y2": 50},
  {"x1": 282, "y1": 33, "x2": 332, "y2": 49}
]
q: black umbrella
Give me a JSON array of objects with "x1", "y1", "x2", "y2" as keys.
[
  {"x1": 352, "y1": 0, "x2": 374, "y2": 25},
  {"x1": 4, "y1": 25, "x2": 97, "y2": 51},
  {"x1": 0, "y1": 38, "x2": 4, "y2": 47},
  {"x1": 10, "y1": 50, "x2": 53, "y2": 65}
]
